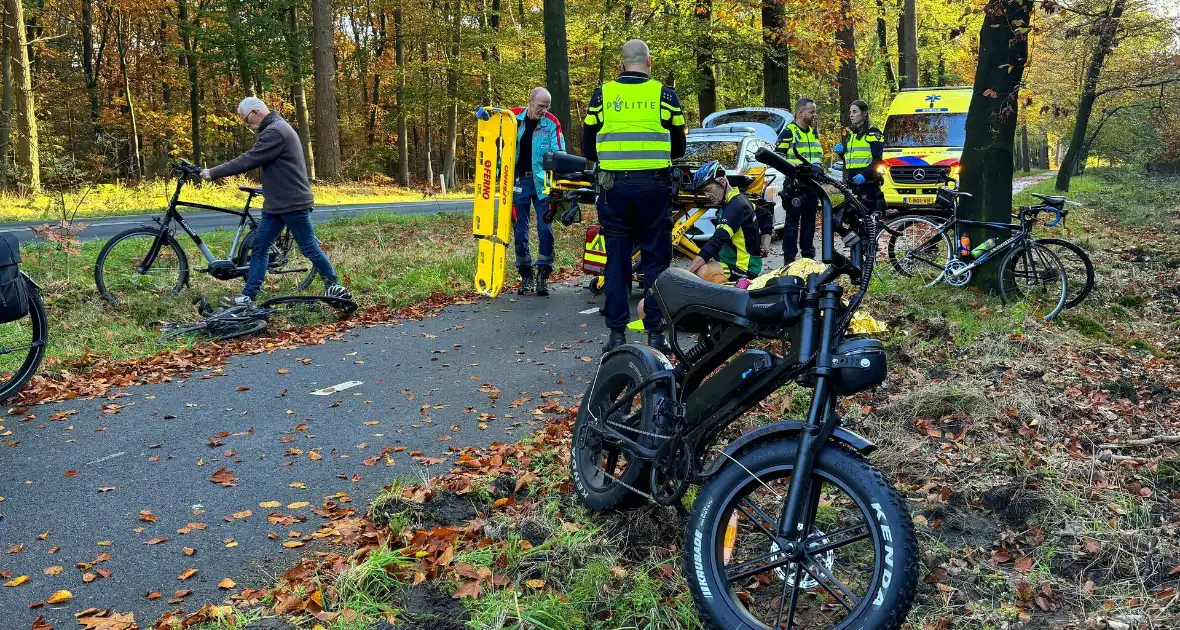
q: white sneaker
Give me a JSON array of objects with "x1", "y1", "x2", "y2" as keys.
[{"x1": 219, "y1": 295, "x2": 255, "y2": 308}]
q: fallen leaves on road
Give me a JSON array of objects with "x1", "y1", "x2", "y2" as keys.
[
  {"x1": 43, "y1": 566, "x2": 63, "y2": 576},
  {"x1": 259, "y1": 501, "x2": 281, "y2": 508},
  {"x1": 287, "y1": 502, "x2": 310, "y2": 509},
  {"x1": 76, "y1": 609, "x2": 136, "y2": 630},
  {"x1": 31, "y1": 615, "x2": 52, "y2": 630},
  {"x1": 45, "y1": 589, "x2": 72, "y2": 604},
  {"x1": 3, "y1": 575, "x2": 28, "y2": 586},
  {"x1": 145, "y1": 538, "x2": 168, "y2": 546},
  {"x1": 138, "y1": 510, "x2": 157, "y2": 523},
  {"x1": 177, "y1": 568, "x2": 197, "y2": 581},
  {"x1": 209, "y1": 467, "x2": 237, "y2": 487},
  {"x1": 217, "y1": 578, "x2": 236, "y2": 589},
  {"x1": 183, "y1": 547, "x2": 196, "y2": 556}
]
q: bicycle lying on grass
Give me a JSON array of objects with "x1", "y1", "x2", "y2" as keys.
[
  {"x1": 95, "y1": 160, "x2": 318, "y2": 304},
  {"x1": 571, "y1": 147, "x2": 918, "y2": 630},
  {"x1": 883, "y1": 186, "x2": 1092, "y2": 320},
  {"x1": 156, "y1": 294, "x2": 356, "y2": 344}
]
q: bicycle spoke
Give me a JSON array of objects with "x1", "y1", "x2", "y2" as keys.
[
  {"x1": 805, "y1": 523, "x2": 870, "y2": 555},
  {"x1": 736, "y1": 496, "x2": 785, "y2": 545},
  {"x1": 726, "y1": 548, "x2": 793, "y2": 583},
  {"x1": 801, "y1": 556, "x2": 859, "y2": 612},
  {"x1": 775, "y1": 561, "x2": 801, "y2": 630}
]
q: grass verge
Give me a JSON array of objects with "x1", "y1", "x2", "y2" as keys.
[{"x1": 0, "y1": 175, "x2": 470, "y2": 222}]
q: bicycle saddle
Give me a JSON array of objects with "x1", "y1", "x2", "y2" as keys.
[
  {"x1": 654, "y1": 268, "x2": 750, "y2": 322},
  {"x1": 239, "y1": 186, "x2": 265, "y2": 196},
  {"x1": 1031, "y1": 192, "x2": 1066, "y2": 205}
]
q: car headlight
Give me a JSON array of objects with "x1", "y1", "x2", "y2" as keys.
[
  {"x1": 876, "y1": 165, "x2": 887, "y2": 175},
  {"x1": 950, "y1": 165, "x2": 961, "y2": 178}
]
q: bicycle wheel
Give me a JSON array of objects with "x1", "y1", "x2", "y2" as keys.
[
  {"x1": 570, "y1": 352, "x2": 664, "y2": 510},
  {"x1": 1035, "y1": 238, "x2": 1094, "y2": 309},
  {"x1": 95, "y1": 227, "x2": 189, "y2": 303},
  {"x1": 685, "y1": 438, "x2": 918, "y2": 630},
  {"x1": 257, "y1": 295, "x2": 356, "y2": 328},
  {"x1": 238, "y1": 227, "x2": 318, "y2": 293},
  {"x1": 885, "y1": 216, "x2": 951, "y2": 285},
  {"x1": 210, "y1": 317, "x2": 269, "y2": 341},
  {"x1": 999, "y1": 242, "x2": 1068, "y2": 322},
  {"x1": 0, "y1": 280, "x2": 48, "y2": 402}
]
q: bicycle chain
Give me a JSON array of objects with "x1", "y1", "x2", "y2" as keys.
[{"x1": 592, "y1": 464, "x2": 655, "y2": 501}]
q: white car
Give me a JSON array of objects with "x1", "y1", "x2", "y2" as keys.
[{"x1": 678, "y1": 108, "x2": 794, "y2": 243}]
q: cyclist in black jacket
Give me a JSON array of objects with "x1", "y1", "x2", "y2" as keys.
[{"x1": 688, "y1": 161, "x2": 763, "y2": 282}]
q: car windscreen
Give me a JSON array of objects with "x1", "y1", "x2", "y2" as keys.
[
  {"x1": 680, "y1": 140, "x2": 741, "y2": 169},
  {"x1": 707, "y1": 111, "x2": 787, "y2": 131},
  {"x1": 883, "y1": 113, "x2": 967, "y2": 148}
]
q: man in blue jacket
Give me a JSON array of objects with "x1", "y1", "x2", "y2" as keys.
[{"x1": 511, "y1": 88, "x2": 565, "y2": 296}]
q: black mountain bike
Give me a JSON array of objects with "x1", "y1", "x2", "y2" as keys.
[
  {"x1": 157, "y1": 294, "x2": 356, "y2": 344},
  {"x1": 95, "y1": 160, "x2": 318, "y2": 303},
  {"x1": 572, "y1": 147, "x2": 918, "y2": 630},
  {"x1": 882, "y1": 185, "x2": 1072, "y2": 321}
]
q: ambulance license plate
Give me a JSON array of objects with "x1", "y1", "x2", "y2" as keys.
[{"x1": 904, "y1": 195, "x2": 935, "y2": 205}]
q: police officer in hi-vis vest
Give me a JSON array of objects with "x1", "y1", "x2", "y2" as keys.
[
  {"x1": 776, "y1": 97, "x2": 823, "y2": 263},
  {"x1": 582, "y1": 39, "x2": 686, "y2": 353},
  {"x1": 833, "y1": 99, "x2": 885, "y2": 214}
]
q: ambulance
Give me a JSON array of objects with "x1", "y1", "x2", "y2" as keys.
[{"x1": 879, "y1": 86, "x2": 971, "y2": 209}]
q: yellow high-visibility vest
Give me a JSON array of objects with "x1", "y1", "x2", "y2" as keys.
[
  {"x1": 595, "y1": 80, "x2": 671, "y2": 171},
  {"x1": 778, "y1": 122, "x2": 822, "y2": 165},
  {"x1": 845, "y1": 127, "x2": 883, "y2": 170}
]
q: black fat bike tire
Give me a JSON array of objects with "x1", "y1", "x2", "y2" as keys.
[
  {"x1": 684, "y1": 438, "x2": 919, "y2": 630},
  {"x1": 0, "y1": 280, "x2": 48, "y2": 402},
  {"x1": 1035, "y1": 237, "x2": 1094, "y2": 309},
  {"x1": 95, "y1": 226, "x2": 190, "y2": 303},
  {"x1": 570, "y1": 351, "x2": 666, "y2": 511}
]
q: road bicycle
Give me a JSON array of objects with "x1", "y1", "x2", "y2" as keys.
[
  {"x1": 95, "y1": 160, "x2": 318, "y2": 304},
  {"x1": 882, "y1": 186, "x2": 1076, "y2": 321},
  {"x1": 571, "y1": 147, "x2": 918, "y2": 630},
  {"x1": 156, "y1": 294, "x2": 356, "y2": 344},
  {"x1": 887, "y1": 190, "x2": 1093, "y2": 310},
  {"x1": 0, "y1": 272, "x2": 48, "y2": 402}
]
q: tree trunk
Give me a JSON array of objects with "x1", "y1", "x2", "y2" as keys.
[
  {"x1": 898, "y1": 0, "x2": 917, "y2": 89},
  {"x1": 311, "y1": 0, "x2": 342, "y2": 179},
  {"x1": 762, "y1": 0, "x2": 789, "y2": 108},
  {"x1": 1055, "y1": 0, "x2": 1124, "y2": 191},
  {"x1": 395, "y1": 3, "x2": 409, "y2": 186},
  {"x1": 367, "y1": 9, "x2": 387, "y2": 149},
  {"x1": 958, "y1": 0, "x2": 1032, "y2": 289},
  {"x1": 177, "y1": 0, "x2": 201, "y2": 164},
  {"x1": 116, "y1": 13, "x2": 140, "y2": 179},
  {"x1": 1, "y1": 5, "x2": 14, "y2": 188},
  {"x1": 695, "y1": 0, "x2": 717, "y2": 119},
  {"x1": 544, "y1": 0, "x2": 572, "y2": 132},
  {"x1": 7, "y1": 0, "x2": 37, "y2": 192},
  {"x1": 836, "y1": 0, "x2": 858, "y2": 127},
  {"x1": 422, "y1": 38, "x2": 434, "y2": 185},
  {"x1": 286, "y1": 4, "x2": 314, "y2": 179},
  {"x1": 81, "y1": 0, "x2": 101, "y2": 136},
  {"x1": 875, "y1": 0, "x2": 896, "y2": 93},
  {"x1": 1040, "y1": 133, "x2": 1049, "y2": 169},
  {"x1": 226, "y1": 0, "x2": 252, "y2": 96},
  {"x1": 1020, "y1": 123, "x2": 1030, "y2": 172},
  {"x1": 442, "y1": 0, "x2": 461, "y2": 188}
]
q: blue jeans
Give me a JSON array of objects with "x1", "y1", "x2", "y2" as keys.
[
  {"x1": 597, "y1": 171, "x2": 672, "y2": 332},
  {"x1": 512, "y1": 176, "x2": 554, "y2": 269},
  {"x1": 242, "y1": 209, "x2": 339, "y2": 298}
]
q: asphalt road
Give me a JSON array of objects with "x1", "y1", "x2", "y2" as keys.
[
  {"x1": 0, "y1": 279, "x2": 614, "y2": 626},
  {"x1": 0, "y1": 198, "x2": 473, "y2": 242}
]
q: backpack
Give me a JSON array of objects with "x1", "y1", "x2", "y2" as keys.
[{"x1": 0, "y1": 232, "x2": 29, "y2": 323}]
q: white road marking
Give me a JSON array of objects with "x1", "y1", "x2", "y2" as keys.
[
  {"x1": 87, "y1": 452, "x2": 127, "y2": 465},
  {"x1": 310, "y1": 381, "x2": 364, "y2": 396},
  {"x1": 579, "y1": 307, "x2": 600, "y2": 314}
]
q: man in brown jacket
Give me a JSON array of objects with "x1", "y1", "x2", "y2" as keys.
[{"x1": 201, "y1": 96, "x2": 351, "y2": 307}]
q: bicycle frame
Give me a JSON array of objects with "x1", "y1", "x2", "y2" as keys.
[{"x1": 138, "y1": 175, "x2": 262, "y2": 274}]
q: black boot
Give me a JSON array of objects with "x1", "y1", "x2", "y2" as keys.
[
  {"x1": 647, "y1": 331, "x2": 673, "y2": 355},
  {"x1": 517, "y1": 266, "x2": 534, "y2": 295},
  {"x1": 603, "y1": 329, "x2": 626, "y2": 354},
  {"x1": 535, "y1": 264, "x2": 552, "y2": 297}
]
